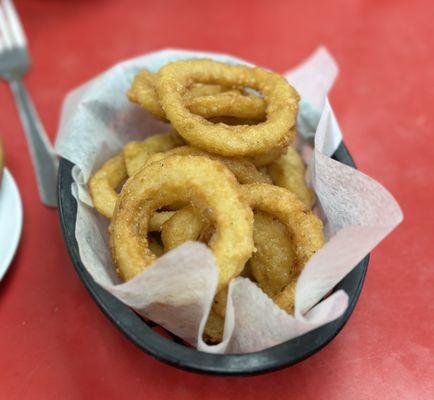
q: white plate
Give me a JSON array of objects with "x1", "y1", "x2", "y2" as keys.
[{"x1": 0, "y1": 168, "x2": 23, "y2": 281}]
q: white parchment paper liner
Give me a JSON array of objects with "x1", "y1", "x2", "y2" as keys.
[{"x1": 55, "y1": 48, "x2": 403, "y2": 354}]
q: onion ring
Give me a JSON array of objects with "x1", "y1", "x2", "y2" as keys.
[
  {"x1": 268, "y1": 146, "x2": 314, "y2": 208},
  {"x1": 143, "y1": 145, "x2": 271, "y2": 184},
  {"x1": 127, "y1": 69, "x2": 166, "y2": 119},
  {"x1": 109, "y1": 155, "x2": 254, "y2": 287},
  {"x1": 249, "y1": 145, "x2": 288, "y2": 167},
  {"x1": 161, "y1": 206, "x2": 206, "y2": 251},
  {"x1": 128, "y1": 68, "x2": 266, "y2": 121},
  {"x1": 273, "y1": 279, "x2": 296, "y2": 315},
  {"x1": 156, "y1": 59, "x2": 299, "y2": 156},
  {"x1": 183, "y1": 82, "x2": 235, "y2": 100},
  {"x1": 187, "y1": 91, "x2": 266, "y2": 121},
  {"x1": 248, "y1": 211, "x2": 296, "y2": 297},
  {"x1": 203, "y1": 310, "x2": 225, "y2": 344},
  {"x1": 89, "y1": 154, "x2": 225, "y2": 342},
  {"x1": 89, "y1": 152, "x2": 126, "y2": 219},
  {"x1": 88, "y1": 152, "x2": 178, "y2": 230},
  {"x1": 242, "y1": 183, "x2": 324, "y2": 314},
  {"x1": 213, "y1": 183, "x2": 324, "y2": 317},
  {"x1": 123, "y1": 132, "x2": 184, "y2": 176},
  {"x1": 128, "y1": 69, "x2": 231, "y2": 119},
  {"x1": 242, "y1": 183, "x2": 324, "y2": 268},
  {"x1": 89, "y1": 133, "x2": 184, "y2": 219},
  {"x1": 148, "y1": 211, "x2": 175, "y2": 232},
  {"x1": 144, "y1": 145, "x2": 270, "y2": 256}
]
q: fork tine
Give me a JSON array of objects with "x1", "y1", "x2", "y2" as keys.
[
  {"x1": 0, "y1": 5, "x2": 13, "y2": 49},
  {"x1": 1, "y1": 0, "x2": 26, "y2": 47}
]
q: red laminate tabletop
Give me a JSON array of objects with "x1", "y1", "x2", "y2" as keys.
[{"x1": 0, "y1": 0, "x2": 433, "y2": 399}]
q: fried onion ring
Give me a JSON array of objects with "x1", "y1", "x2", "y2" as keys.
[
  {"x1": 89, "y1": 133, "x2": 184, "y2": 219},
  {"x1": 128, "y1": 69, "x2": 166, "y2": 119},
  {"x1": 123, "y1": 132, "x2": 184, "y2": 176},
  {"x1": 89, "y1": 153, "x2": 126, "y2": 219},
  {"x1": 242, "y1": 183, "x2": 324, "y2": 268},
  {"x1": 187, "y1": 91, "x2": 266, "y2": 121},
  {"x1": 203, "y1": 310, "x2": 225, "y2": 344},
  {"x1": 128, "y1": 69, "x2": 231, "y2": 119},
  {"x1": 161, "y1": 206, "x2": 206, "y2": 251},
  {"x1": 183, "y1": 82, "x2": 235, "y2": 100},
  {"x1": 88, "y1": 152, "x2": 179, "y2": 230},
  {"x1": 157, "y1": 59, "x2": 299, "y2": 156},
  {"x1": 249, "y1": 145, "x2": 288, "y2": 167},
  {"x1": 273, "y1": 279, "x2": 296, "y2": 315},
  {"x1": 248, "y1": 211, "x2": 297, "y2": 297},
  {"x1": 213, "y1": 183, "x2": 324, "y2": 318},
  {"x1": 128, "y1": 68, "x2": 266, "y2": 121},
  {"x1": 268, "y1": 146, "x2": 314, "y2": 208},
  {"x1": 143, "y1": 145, "x2": 271, "y2": 184},
  {"x1": 109, "y1": 155, "x2": 254, "y2": 287},
  {"x1": 148, "y1": 211, "x2": 175, "y2": 232},
  {"x1": 242, "y1": 183, "x2": 324, "y2": 314}
]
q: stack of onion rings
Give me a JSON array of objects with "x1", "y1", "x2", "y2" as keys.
[{"x1": 88, "y1": 58, "x2": 324, "y2": 343}]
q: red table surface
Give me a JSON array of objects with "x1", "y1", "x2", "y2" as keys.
[{"x1": 0, "y1": 0, "x2": 433, "y2": 398}]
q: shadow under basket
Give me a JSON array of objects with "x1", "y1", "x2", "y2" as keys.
[{"x1": 57, "y1": 142, "x2": 369, "y2": 376}]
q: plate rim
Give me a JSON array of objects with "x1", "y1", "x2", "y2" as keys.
[{"x1": 0, "y1": 168, "x2": 23, "y2": 282}]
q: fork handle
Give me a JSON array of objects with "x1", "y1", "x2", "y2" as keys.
[{"x1": 10, "y1": 79, "x2": 58, "y2": 207}]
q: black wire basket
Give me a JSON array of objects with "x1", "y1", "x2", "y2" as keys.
[{"x1": 57, "y1": 142, "x2": 369, "y2": 376}]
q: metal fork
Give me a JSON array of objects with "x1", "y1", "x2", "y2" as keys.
[{"x1": 0, "y1": 0, "x2": 57, "y2": 207}]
